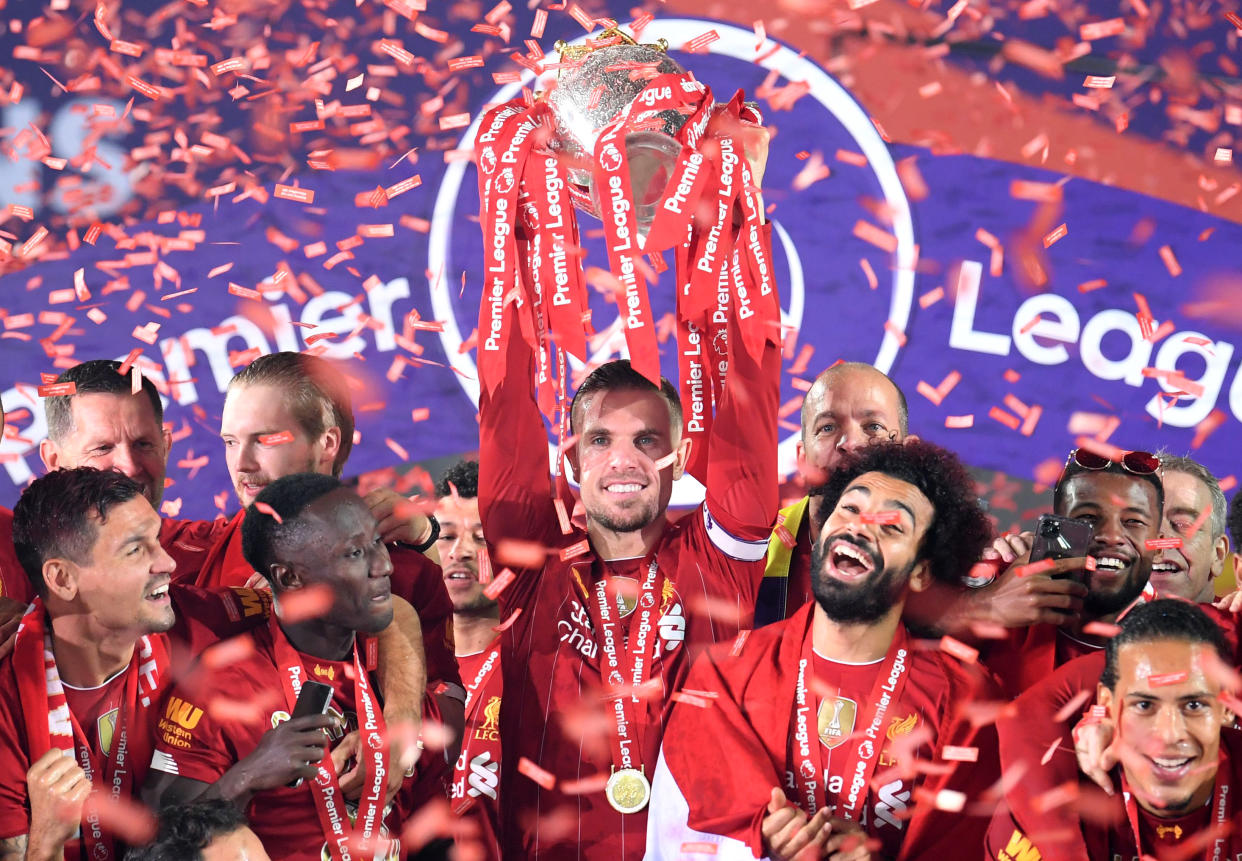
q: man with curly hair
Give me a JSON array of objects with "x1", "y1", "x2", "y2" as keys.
[{"x1": 647, "y1": 440, "x2": 1000, "y2": 861}]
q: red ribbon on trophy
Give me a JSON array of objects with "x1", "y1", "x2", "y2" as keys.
[{"x1": 474, "y1": 27, "x2": 779, "y2": 484}]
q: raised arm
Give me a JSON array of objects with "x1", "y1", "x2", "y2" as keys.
[
  {"x1": 702, "y1": 310, "x2": 781, "y2": 544},
  {"x1": 477, "y1": 300, "x2": 561, "y2": 549}
]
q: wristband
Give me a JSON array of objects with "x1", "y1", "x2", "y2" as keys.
[{"x1": 406, "y1": 514, "x2": 440, "y2": 553}]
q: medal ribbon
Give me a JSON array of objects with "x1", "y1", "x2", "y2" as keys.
[
  {"x1": 271, "y1": 616, "x2": 388, "y2": 861},
  {"x1": 790, "y1": 624, "x2": 912, "y2": 821},
  {"x1": 1119, "y1": 731, "x2": 1232, "y2": 859},
  {"x1": 475, "y1": 99, "x2": 547, "y2": 397},
  {"x1": 583, "y1": 557, "x2": 665, "y2": 781},
  {"x1": 521, "y1": 150, "x2": 588, "y2": 362}
]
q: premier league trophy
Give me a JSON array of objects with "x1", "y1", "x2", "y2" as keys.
[{"x1": 473, "y1": 35, "x2": 781, "y2": 813}]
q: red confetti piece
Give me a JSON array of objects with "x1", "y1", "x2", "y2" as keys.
[
  {"x1": 671, "y1": 691, "x2": 713, "y2": 708},
  {"x1": 1158, "y1": 245, "x2": 1182, "y2": 277},
  {"x1": 378, "y1": 40, "x2": 416, "y2": 65},
  {"x1": 228, "y1": 283, "x2": 262, "y2": 300},
  {"x1": 274, "y1": 184, "x2": 315, "y2": 204},
  {"x1": 493, "y1": 608, "x2": 522, "y2": 632},
  {"x1": 944, "y1": 414, "x2": 974, "y2": 429},
  {"x1": 859, "y1": 258, "x2": 878, "y2": 289},
  {"x1": 853, "y1": 220, "x2": 898, "y2": 253},
  {"x1": 1014, "y1": 559, "x2": 1059, "y2": 578},
  {"x1": 1079, "y1": 18, "x2": 1125, "y2": 39},
  {"x1": 1083, "y1": 620, "x2": 1122, "y2": 637},
  {"x1": 1056, "y1": 695, "x2": 1100, "y2": 734},
  {"x1": 883, "y1": 319, "x2": 907, "y2": 347},
  {"x1": 495, "y1": 540, "x2": 547, "y2": 568},
  {"x1": 448, "y1": 56, "x2": 485, "y2": 72},
  {"x1": 941, "y1": 746, "x2": 979, "y2": 762},
  {"x1": 792, "y1": 152, "x2": 830, "y2": 190},
  {"x1": 918, "y1": 287, "x2": 943, "y2": 308},
  {"x1": 1145, "y1": 537, "x2": 1183, "y2": 550},
  {"x1": 1020, "y1": 405, "x2": 1043, "y2": 437},
  {"x1": 385, "y1": 175, "x2": 422, "y2": 199},
  {"x1": 517, "y1": 757, "x2": 556, "y2": 790},
  {"x1": 252, "y1": 501, "x2": 283, "y2": 523},
  {"x1": 1191, "y1": 409, "x2": 1226, "y2": 449},
  {"x1": 1043, "y1": 223, "x2": 1068, "y2": 247},
  {"x1": 730, "y1": 630, "x2": 751, "y2": 656},
  {"x1": 258, "y1": 431, "x2": 294, "y2": 446},
  {"x1": 37, "y1": 382, "x2": 76, "y2": 397},
  {"x1": 862, "y1": 511, "x2": 902, "y2": 525},
  {"x1": 680, "y1": 843, "x2": 719, "y2": 855},
  {"x1": 202, "y1": 635, "x2": 256, "y2": 669},
  {"x1": 279, "y1": 583, "x2": 335, "y2": 622},
  {"x1": 988, "y1": 406, "x2": 1021, "y2": 430},
  {"x1": 385, "y1": 438, "x2": 410, "y2": 461},
  {"x1": 681, "y1": 29, "x2": 720, "y2": 53},
  {"x1": 938, "y1": 636, "x2": 978, "y2": 663},
  {"x1": 774, "y1": 525, "x2": 795, "y2": 549},
  {"x1": 1149, "y1": 671, "x2": 1188, "y2": 687},
  {"x1": 560, "y1": 540, "x2": 590, "y2": 561},
  {"x1": 483, "y1": 568, "x2": 516, "y2": 600},
  {"x1": 438, "y1": 113, "x2": 470, "y2": 130}
]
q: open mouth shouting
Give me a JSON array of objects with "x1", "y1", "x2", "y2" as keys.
[{"x1": 823, "y1": 536, "x2": 880, "y2": 582}]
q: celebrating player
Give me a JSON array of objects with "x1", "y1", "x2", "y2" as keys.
[
  {"x1": 987, "y1": 599, "x2": 1242, "y2": 860},
  {"x1": 436, "y1": 461, "x2": 502, "y2": 861},
  {"x1": 757, "y1": 362, "x2": 908, "y2": 625},
  {"x1": 478, "y1": 296, "x2": 780, "y2": 856},
  {"x1": 144, "y1": 474, "x2": 425, "y2": 861},
  {"x1": 648, "y1": 440, "x2": 999, "y2": 860},
  {"x1": 983, "y1": 447, "x2": 1164, "y2": 697},
  {"x1": 209, "y1": 352, "x2": 464, "y2": 791},
  {"x1": 0, "y1": 468, "x2": 272, "y2": 861},
  {"x1": 1145, "y1": 455, "x2": 1231, "y2": 603}
]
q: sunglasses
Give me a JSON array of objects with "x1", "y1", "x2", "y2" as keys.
[{"x1": 1063, "y1": 448, "x2": 1160, "y2": 476}]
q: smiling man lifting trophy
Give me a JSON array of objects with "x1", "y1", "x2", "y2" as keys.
[{"x1": 472, "y1": 25, "x2": 784, "y2": 860}]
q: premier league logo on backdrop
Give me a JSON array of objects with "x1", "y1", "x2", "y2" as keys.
[{"x1": 428, "y1": 19, "x2": 917, "y2": 503}]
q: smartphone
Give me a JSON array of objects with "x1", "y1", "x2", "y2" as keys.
[
  {"x1": 291, "y1": 680, "x2": 334, "y2": 719},
  {"x1": 288, "y1": 680, "x2": 334, "y2": 787},
  {"x1": 1029, "y1": 514, "x2": 1094, "y2": 579}
]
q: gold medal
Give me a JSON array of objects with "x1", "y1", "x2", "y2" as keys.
[{"x1": 605, "y1": 767, "x2": 651, "y2": 814}]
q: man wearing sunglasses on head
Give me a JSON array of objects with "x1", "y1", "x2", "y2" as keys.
[{"x1": 982, "y1": 447, "x2": 1167, "y2": 699}]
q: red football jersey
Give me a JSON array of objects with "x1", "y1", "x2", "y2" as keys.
[
  {"x1": 0, "y1": 586, "x2": 269, "y2": 857},
  {"x1": 478, "y1": 308, "x2": 780, "y2": 858},
  {"x1": 986, "y1": 729, "x2": 1242, "y2": 861},
  {"x1": 650, "y1": 604, "x2": 1001, "y2": 861},
  {"x1": 149, "y1": 623, "x2": 419, "y2": 861},
  {"x1": 452, "y1": 643, "x2": 503, "y2": 861}
]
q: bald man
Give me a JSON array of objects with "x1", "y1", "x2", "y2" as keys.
[
  {"x1": 757, "y1": 362, "x2": 1085, "y2": 636},
  {"x1": 756, "y1": 362, "x2": 908, "y2": 625}
]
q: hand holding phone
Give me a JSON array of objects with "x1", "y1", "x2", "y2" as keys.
[{"x1": 1029, "y1": 514, "x2": 1094, "y2": 580}]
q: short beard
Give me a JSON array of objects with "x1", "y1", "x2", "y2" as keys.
[
  {"x1": 453, "y1": 594, "x2": 499, "y2": 616},
  {"x1": 1084, "y1": 562, "x2": 1150, "y2": 618},
  {"x1": 591, "y1": 502, "x2": 659, "y2": 534},
  {"x1": 811, "y1": 538, "x2": 913, "y2": 625}
]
